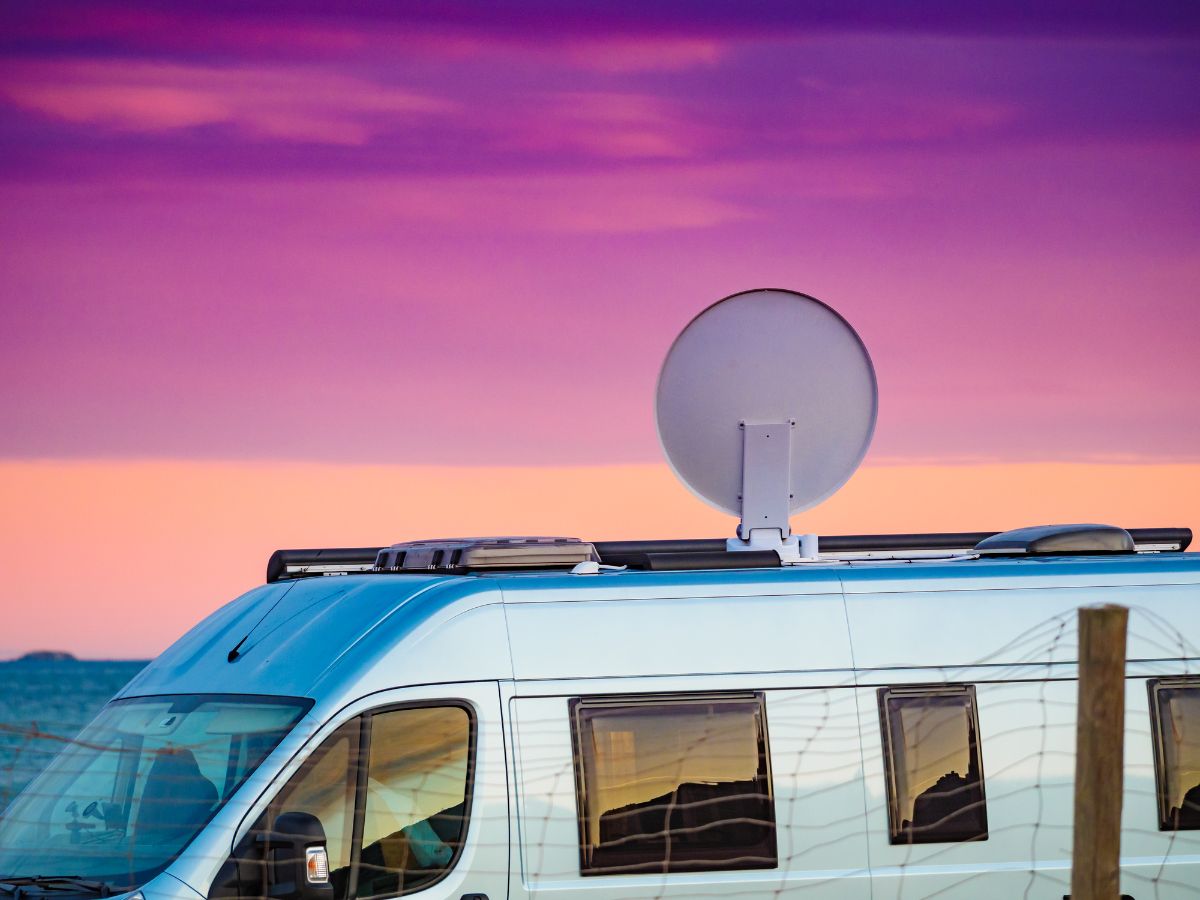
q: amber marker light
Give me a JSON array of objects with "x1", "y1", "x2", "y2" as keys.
[{"x1": 306, "y1": 845, "x2": 330, "y2": 883}]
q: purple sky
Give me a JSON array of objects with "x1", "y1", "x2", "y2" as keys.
[{"x1": 2, "y1": 1, "x2": 1198, "y2": 466}]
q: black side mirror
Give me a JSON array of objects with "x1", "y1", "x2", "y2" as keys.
[
  {"x1": 208, "y1": 811, "x2": 333, "y2": 900},
  {"x1": 262, "y1": 811, "x2": 334, "y2": 900}
]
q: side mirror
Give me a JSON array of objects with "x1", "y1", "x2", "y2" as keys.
[
  {"x1": 208, "y1": 811, "x2": 333, "y2": 900},
  {"x1": 261, "y1": 811, "x2": 334, "y2": 900}
]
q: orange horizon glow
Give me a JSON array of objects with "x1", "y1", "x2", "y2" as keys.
[{"x1": 3, "y1": 458, "x2": 1196, "y2": 659}]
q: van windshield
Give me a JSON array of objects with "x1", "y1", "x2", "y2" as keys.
[{"x1": 0, "y1": 694, "x2": 310, "y2": 891}]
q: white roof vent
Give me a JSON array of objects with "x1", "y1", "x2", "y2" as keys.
[
  {"x1": 374, "y1": 537, "x2": 598, "y2": 572},
  {"x1": 974, "y1": 524, "x2": 1135, "y2": 556}
]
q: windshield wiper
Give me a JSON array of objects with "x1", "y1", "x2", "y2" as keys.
[{"x1": 0, "y1": 878, "x2": 112, "y2": 897}]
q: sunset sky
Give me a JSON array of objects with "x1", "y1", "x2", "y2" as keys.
[{"x1": 2, "y1": 3, "x2": 1198, "y2": 657}]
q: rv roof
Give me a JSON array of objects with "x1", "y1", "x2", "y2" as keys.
[{"x1": 128, "y1": 549, "x2": 1200, "y2": 706}]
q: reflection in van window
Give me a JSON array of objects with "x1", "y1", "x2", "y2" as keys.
[
  {"x1": 0, "y1": 694, "x2": 309, "y2": 891},
  {"x1": 271, "y1": 719, "x2": 362, "y2": 883},
  {"x1": 570, "y1": 693, "x2": 776, "y2": 875},
  {"x1": 878, "y1": 686, "x2": 988, "y2": 844},
  {"x1": 357, "y1": 705, "x2": 473, "y2": 898},
  {"x1": 250, "y1": 705, "x2": 473, "y2": 900},
  {"x1": 1149, "y1": 678, "x2": 1200, "y2": 830}
]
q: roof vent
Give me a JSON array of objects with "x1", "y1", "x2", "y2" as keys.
[
  {"x1": 974, "y1": 524, "x2": 1134, "y2": 556},
  {"x1": 374, "y1": 536, "x2": 598, "y2": 572}
]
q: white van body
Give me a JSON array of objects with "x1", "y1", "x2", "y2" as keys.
[{"x1": 3, "y1": 541, "x2": 1200, "y2": 900}]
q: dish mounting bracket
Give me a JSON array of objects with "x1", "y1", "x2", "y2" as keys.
[{"x1": 736, "y1": 420, "x2": 793, "y2": 542}]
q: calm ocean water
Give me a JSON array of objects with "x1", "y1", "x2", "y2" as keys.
[{"x1": 0, "y1": 660, "x2": 147, "y2": 812}]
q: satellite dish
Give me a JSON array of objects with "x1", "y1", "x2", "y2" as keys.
[{"x1": 656, "y1": 289, "x2": 877, "y2": 556}]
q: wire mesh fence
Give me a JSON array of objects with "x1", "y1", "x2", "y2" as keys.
[
  {"x1": 0, "y1": 660, "x2": 146, "y2": 813},
  {"x1": 0, "y1": 607, "x2": 1198, "y2": 898}
]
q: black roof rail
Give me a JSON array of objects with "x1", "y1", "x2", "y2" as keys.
[
  {"x1": 618, "y1": 550, "x2": 781, "y2": 572},
  {"x1": 594, "y1": 527, "x2": 1192, "y2": 568},
  {"x1": 591, "y1": 533, "x2": 997, "y2": 564},
  {"x1": 267, "y1": 527, "x2": 1192, "y2": 581},
  {"x1": 1127, "y1": 527, "x2": 1193, "y2": 550},
  {"x1": 267, "y1": 548, "x2": 381, "y2": 583}
]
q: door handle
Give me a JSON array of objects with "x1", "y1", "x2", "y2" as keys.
[{"x1": 460, "y1": 895, "x2": 489, "y2": 900}]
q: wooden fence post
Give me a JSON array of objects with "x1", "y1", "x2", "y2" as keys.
[{"x1": 1071, "y1": 603, "x2": 1129, "y2": 900}]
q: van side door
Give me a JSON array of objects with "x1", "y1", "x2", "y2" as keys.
[
  {"x1": 502, "y1": 579, "x2": 869, "y2": 898},
  {"x1": 509, "y1": 678, "x2": 872, "y2": 900}
]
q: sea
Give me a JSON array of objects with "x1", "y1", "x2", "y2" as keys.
[{"x1": 0, "y1": 659, "x2": 147, "y2": 813}]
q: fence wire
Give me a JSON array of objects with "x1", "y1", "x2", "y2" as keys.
[{"x1": 0, "y1": 607, "x2": 1198, "y2": 898}]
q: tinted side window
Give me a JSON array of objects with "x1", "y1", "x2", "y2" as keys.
[
  {"x1": 570, "y1": 693, "x2": 776, "y2": 876},
  {"x1": 357, "y1": 705, "x2": 473, "y2": 897},
  {"x1": 255, "y1": 704, "x2": 473, "y2": 900},
  {"x1": 270, "y1": 719, "x2": 362, "y2": 894},
  {"x1": 878, "y1": 685, "x2": 988, "y2": 844},
  {"x1": 1149, "y1": 678, "x2": 1200, "y2": 830}
]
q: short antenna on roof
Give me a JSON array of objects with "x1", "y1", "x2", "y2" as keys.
[{"x1": 655, "y1": 289, "x2": 878, "y2": 562}]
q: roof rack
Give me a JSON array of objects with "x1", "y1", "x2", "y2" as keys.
[
  {"x1": 595, "y1": 527, "x2": 1191, "y2": 569},
  {"x1": 593, "y1": 533, "x2": 995, "y2": 564},
  {"x1": 265, "y1": 526, "x2": 1191, "y2": 581},
  {"x1": 266, "y1": 537, "x2": 596, "y2": 581}
]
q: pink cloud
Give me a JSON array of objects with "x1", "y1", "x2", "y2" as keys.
[
  {"x1": 1, "y1": 60, "x2": 452, "y2": 144},
  {"x1": 6, "y1": 4, "x2": 738, "y2": 77},
  {"x1": 559, "y1": 37, "x2": 726, "y2": 73},
  {"x1": 497, "y1": 91, "x2": 708, "y2": 160},
  {"x1": 8, "y1": 5, "x2": 733, "y2": 71},
  {"x1": 243, "y1": 167, "x2": 756, "y2": 233}
]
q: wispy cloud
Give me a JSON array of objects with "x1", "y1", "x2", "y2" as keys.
[
  {"x1": 495, "y1": 91, "x2": 708, "y2": 160},
  {"x1": 558, "y1": 37, "x2": 726, "y2": 73},
  {"x1": 2, "y1": 60, "x2": 452, "y2": 144},
  {"x1": 195, "y1": 167, "x2": 758, "y2": 233}
]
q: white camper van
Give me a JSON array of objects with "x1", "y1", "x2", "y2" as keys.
[
  {"x1": 2, "y1": 291, "x2": 1197, "y2": 900},
  {"x1": 1, "y1": 529, "x2": 1199, "y2": 900}
]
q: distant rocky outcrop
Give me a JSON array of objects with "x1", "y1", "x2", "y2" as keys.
[{"x1": 15, "y1": 650, "x2": 77, "y2": 662}]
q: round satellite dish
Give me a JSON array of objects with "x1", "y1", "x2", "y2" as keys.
[{"x1": 656, "y1": 288, "x2": 877, "y2": 522}]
